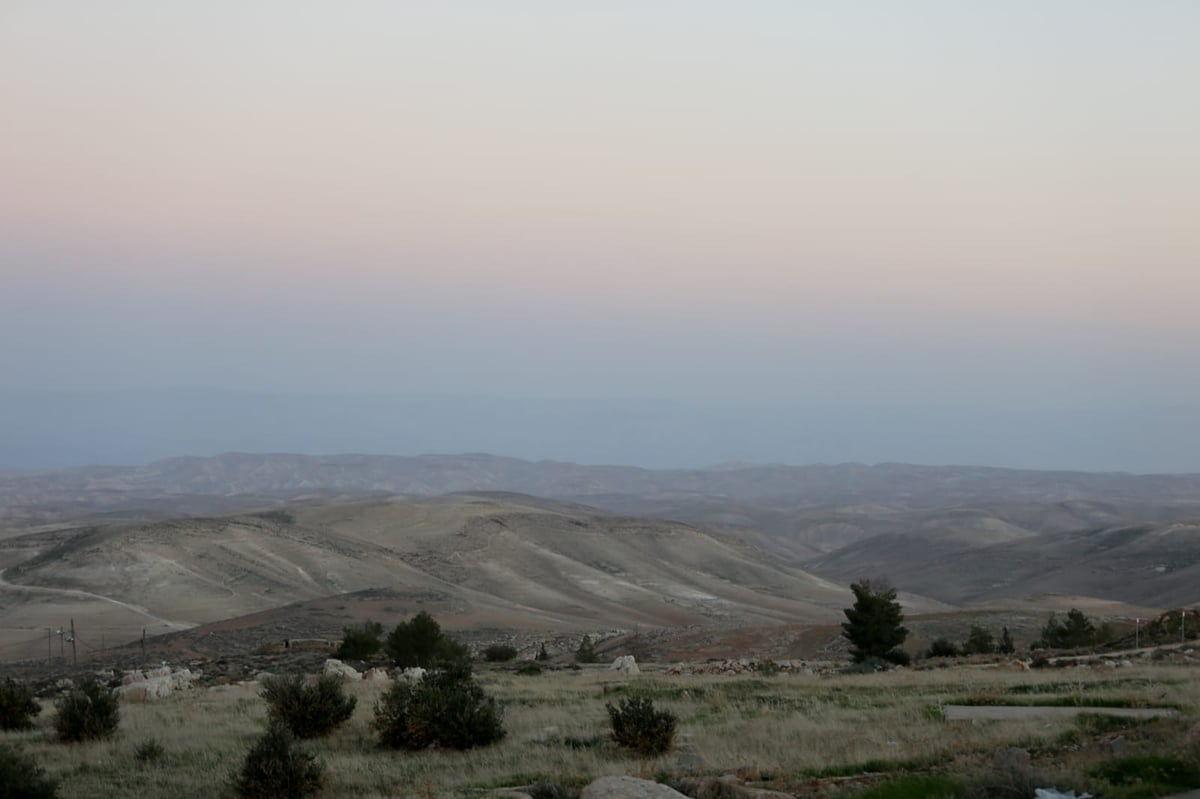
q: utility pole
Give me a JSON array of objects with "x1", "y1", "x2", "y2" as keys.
[
  {"x1": 69, "y1": 619, "x2": 77, "y2": 667},
  {"x1": 1183, "y1": 610, "x2": 1188, "y2": 644},
  {"x1": 1135, "y1": 617, "x2": 1139, "y2": 649},
  {"x1": 141, "y1": 628, "x2": 146, "y2": 662},
  {"x1": 47, "y1": 628, "x2": 52, "y2": 666},
  {"x1": 56, "y1": 627, "x2": 64, "y2": 659}
]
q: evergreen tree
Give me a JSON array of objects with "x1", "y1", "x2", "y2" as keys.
[
  {"x1": 841, "y1": 580, "x2": 909, "y2": 664},
  {"x1": 998, "y1": 626, "x2": 1016, "y2": 654},
  {"x1": 962, "y1": 626, "x2": 996, "y2": 655}
]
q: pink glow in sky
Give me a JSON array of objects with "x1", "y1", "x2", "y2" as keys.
[{"x1": 2, "y1": 2, "x2": 1198, "y2": 421}]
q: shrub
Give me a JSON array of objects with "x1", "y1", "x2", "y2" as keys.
[
  {"x1": 605, "y1": 696, "x2": 676, "y2": 756},
  {"x1": 133, "y1": 738, "x2": 166, "y2": 765},
  {"x1": 515, "y1": 663, "x2": 543, "y2": 676},
  {"x1": 385, "y1": 612, "x2": 471, "y2": 669},
  {"x1": 1092, "y1": 755, "x2": 1200, "y2": 794},
  {"x1": 842, "y1": 656, "x2": 890, "y2": 674},
  {"x1": 574, "y1": 635, "x2": 598, "y2": 664},
  {"x1": 756, "y1": 658, "x2": 782, "y2": 675},
  {"x1": 53, "y1": 680, "x2": 119, "y2": 742},
  {"x1": 261, "y1": 674, "x2": 356, "y2": 739},
  {"x1": 374, "y1": 663, "x2": 505, "y2": 750},
  {"x1": 483, "y1": 644, "x2": 518, "y2": 662},
  {"x1": 335, "y1": 620, "x2": 384, "y2": 660},
  {"x1": 926, "y1": 638, "x2": 960, "y2": 659},
  {"x1": 0, "y1": 744, "x2": 59, "y2": 799},
  {"x1": 232, "y1": 722, "x2": 324, "y2": 799},
  {"x1": 0, "y1": 678, "x2": 40, "y2": 731},
  {"x1": 998, "y1": 626, "x2": 1016, "y2": 654}
]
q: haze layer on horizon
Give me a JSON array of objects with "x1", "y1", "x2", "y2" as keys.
[{"x1": 2, "y1": 3, "x2": 1198, "y2": 472}]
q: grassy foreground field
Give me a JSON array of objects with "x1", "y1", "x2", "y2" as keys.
[{"x1": 5, "y1": 660, "x2": 1200, "y2": 798}]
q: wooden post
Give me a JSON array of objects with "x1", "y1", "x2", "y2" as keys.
[{"x1": 70, "y1": 619, "x2": 77, "y2": 667}]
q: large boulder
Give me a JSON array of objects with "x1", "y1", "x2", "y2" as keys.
[
  {"x1": 610, "y1": 655, "x2": 640, "y2": 676},
  {"x1": 119, "y1": 668, "x2": 195, "y2": 702},
  {"x1": 580, "y1": 776, "x2": 689, "y2": 798},
  {"x1": 323, "y1": 659, "x2": 362, "y2": 681}
]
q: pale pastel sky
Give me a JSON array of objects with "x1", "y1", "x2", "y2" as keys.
[{"x1": 1, "y1": 3, "x2": 1198, "y2": 469}]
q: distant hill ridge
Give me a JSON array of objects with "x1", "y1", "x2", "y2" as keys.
[{"x1": 5, "y1": 453, "x2": 1200, "y2": 515}]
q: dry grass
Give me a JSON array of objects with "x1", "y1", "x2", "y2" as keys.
[{"x1": 2, "y1": 661, "x2": 1197, "y2": 798}]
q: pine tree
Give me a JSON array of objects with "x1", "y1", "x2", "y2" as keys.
[{"x1": 841, "y1": 580, "x2": 909, "y2": 665}]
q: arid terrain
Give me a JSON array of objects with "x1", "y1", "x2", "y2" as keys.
[{"x1": 1, "y1": 454, "x2": 1196, "y2": 666}]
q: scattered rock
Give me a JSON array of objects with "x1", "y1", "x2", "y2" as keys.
[
  {"x1": 363, "y1": 667, "x2": 390, "y2": 681},
  {"x1": 322, "y1": 658, "x2": 361, "y2": 681},
  {"x1": 119, "y1": 668, "x2": 195, "y2": 702},
  {"x1": 580, "y1": 776, "x2": 690, "y2": 798},
  {"x1": 399, "y1": 667, "x2": 426, "y2": 682}
]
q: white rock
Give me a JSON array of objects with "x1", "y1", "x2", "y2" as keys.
[
  {"x1": 322, "y1": 659, "x2": 362, "y2": 681},
  {"x1": 580, "y1": 776, "x2": 690, "y2": 798},
  {"x1": 610, "y1": 655, "x2": 640, "y2": 675}
]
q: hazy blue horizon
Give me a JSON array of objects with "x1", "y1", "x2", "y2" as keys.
[{"x1": 3, "y1": 388, "x2": 1197, "y2": 475}]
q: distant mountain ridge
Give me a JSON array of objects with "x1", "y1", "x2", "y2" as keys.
[{"x1": 4, "y1": 453, "x2": 1200, "y2": 524}]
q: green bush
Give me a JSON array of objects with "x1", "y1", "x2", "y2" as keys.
[
  {"x1": 53, "y1": 680, "x2": 120, "y2": 743},
  {"x1": 261, "y1": 674, "x2": 356, "y2": 739},
  {"x1": 0, "y1": 678, "x2": 40, "y2": 731},
  {"x1": 574, "y1": 635, "x2": 598, "y2": 664},
  {"x1": 1092, "y1": 755, "x2": 1200, "y2": 797},
  {"x1": 335, "y1": 620, "x2": 384, "y2": 660},
  {"x1": 0, "y1": 744, "x2": 59, "y2": 799},
  {"x1": 605, "y1": 696, "x2": 676, "y2": 756},
  {"x1": 962, "y1": 626, "x2": 996, "y2": 655},
  {"x1": 483, "y1": 644, "x2": 518, "y2": 662},
  {"x1": 385, "y1": 611, "x2": 471, "y2": 669},
  {"x1": 926, "y1": 638, "x2": 960, "y2": 658},
  {"x1": 374, "y1": 663, "x2": 505, "y2": 750},
  {"x1": 232, "y1": 722, "x2": 324, "y2": 799},
  {"x1": 133, "y1": 738, "x2": 166, "y2": 765},
  {"x1": 515, "y1": 663, "x2": 543, "y2": 676}
]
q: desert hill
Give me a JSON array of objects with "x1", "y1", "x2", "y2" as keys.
[
  {"x1": 0, "y1": 493, "x2": 893, "y2": 662},
  {"x1": 806, "y1": 518, "x2": 1200, "y2": 608}
]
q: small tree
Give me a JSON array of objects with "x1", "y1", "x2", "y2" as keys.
[
  {"x1": 998, "y1": 626, "x2": 1016, "y2": 655},
  {"x1": 1040, "y1": 608, "x2": 1098, "y2": 649},
  {"x1": 335, "y1": 621, "x2": 384, "y2": 660},
  {"x1": 260, "y1": 674, "x2": 356, "y2": 739},
  {"x1": 232, "y1": 722, "x2": 324, "y2": 799},
  {"x1": 574, "y1": 635, "x2": 598, "y2": 664},
  {"x1": 535, "y1": 643, "x2": 551, "y2": 662},
  {"x1": 0, "y1": 678, "x2": 40, "y2": 731},
  {"x1": 53, "y1": 680, "x2": 120, "y2": 743},
  {"x1": 373, "y1": 663, "x2": 504, "y2": 750},
  {"x1": 962, "y1": 626, "x2": 996, "y2": 655},
  {"x1": 842, "y1": 580, "x2": 909, "y2": 665},
  {"x1": 385, "y1": 611, "x2": 470, "y2": 669}
]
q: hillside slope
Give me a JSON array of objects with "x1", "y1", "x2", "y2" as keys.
[{"x1": 0, "y1": 494, "x2": 880, "y2": 661}]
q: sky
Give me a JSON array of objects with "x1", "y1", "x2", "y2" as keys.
[{"x1": 1, "y1": 3, "x2": 1198, "y2": 471}]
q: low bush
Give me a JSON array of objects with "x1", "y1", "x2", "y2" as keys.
[
  {"x1": 0, "y1": 744, "x2": 59, "y2": 799},
  {"x1": 1091, "y1": 755, "x2": 1200, "y2": 798},
  {"x1": 0, "y1": 678, "x2": 40, "y2": 731},
  {"x1": 335, "y1": 620, "x2": 384, "y2": 660},
  {"x1": 515, "y1": 662, "x2": 543, "y2": 676},
  {"x1": 605, "y1": 696, "x2": 676, "y2": 756},
  {"x1": 926, "y1": 638, "x2": 960, "y2": 658},
  {"x1": 232, "y1": 722, "x2": 324, "y2": 799},
  {"x1": 53, "y1": 680, "x2": 120, "y2": 742},
  {"x1": 374, "y1": 663, "x2": 505, "y2": 750},
  {"x1": 261, "y1": 674, "x2": 356, "y2": 739},
  {"x1": 483, "y1": 644, "x2": 518, "y2": 662},
  {"x1": 133, "y1": 738, "x2": 166, "y2": 765}
]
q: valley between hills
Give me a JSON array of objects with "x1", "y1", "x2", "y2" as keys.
[{"x1": 1, "y1": 453, "x2": 1197, "y2": 665}]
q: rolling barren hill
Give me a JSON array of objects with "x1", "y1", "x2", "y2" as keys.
[
  {"x1": 806, "y1": 519, "x2": 1200, "y2": 608},
  {"x1": 0, "y1": 493, "x2": 894, "y2": 662}
]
